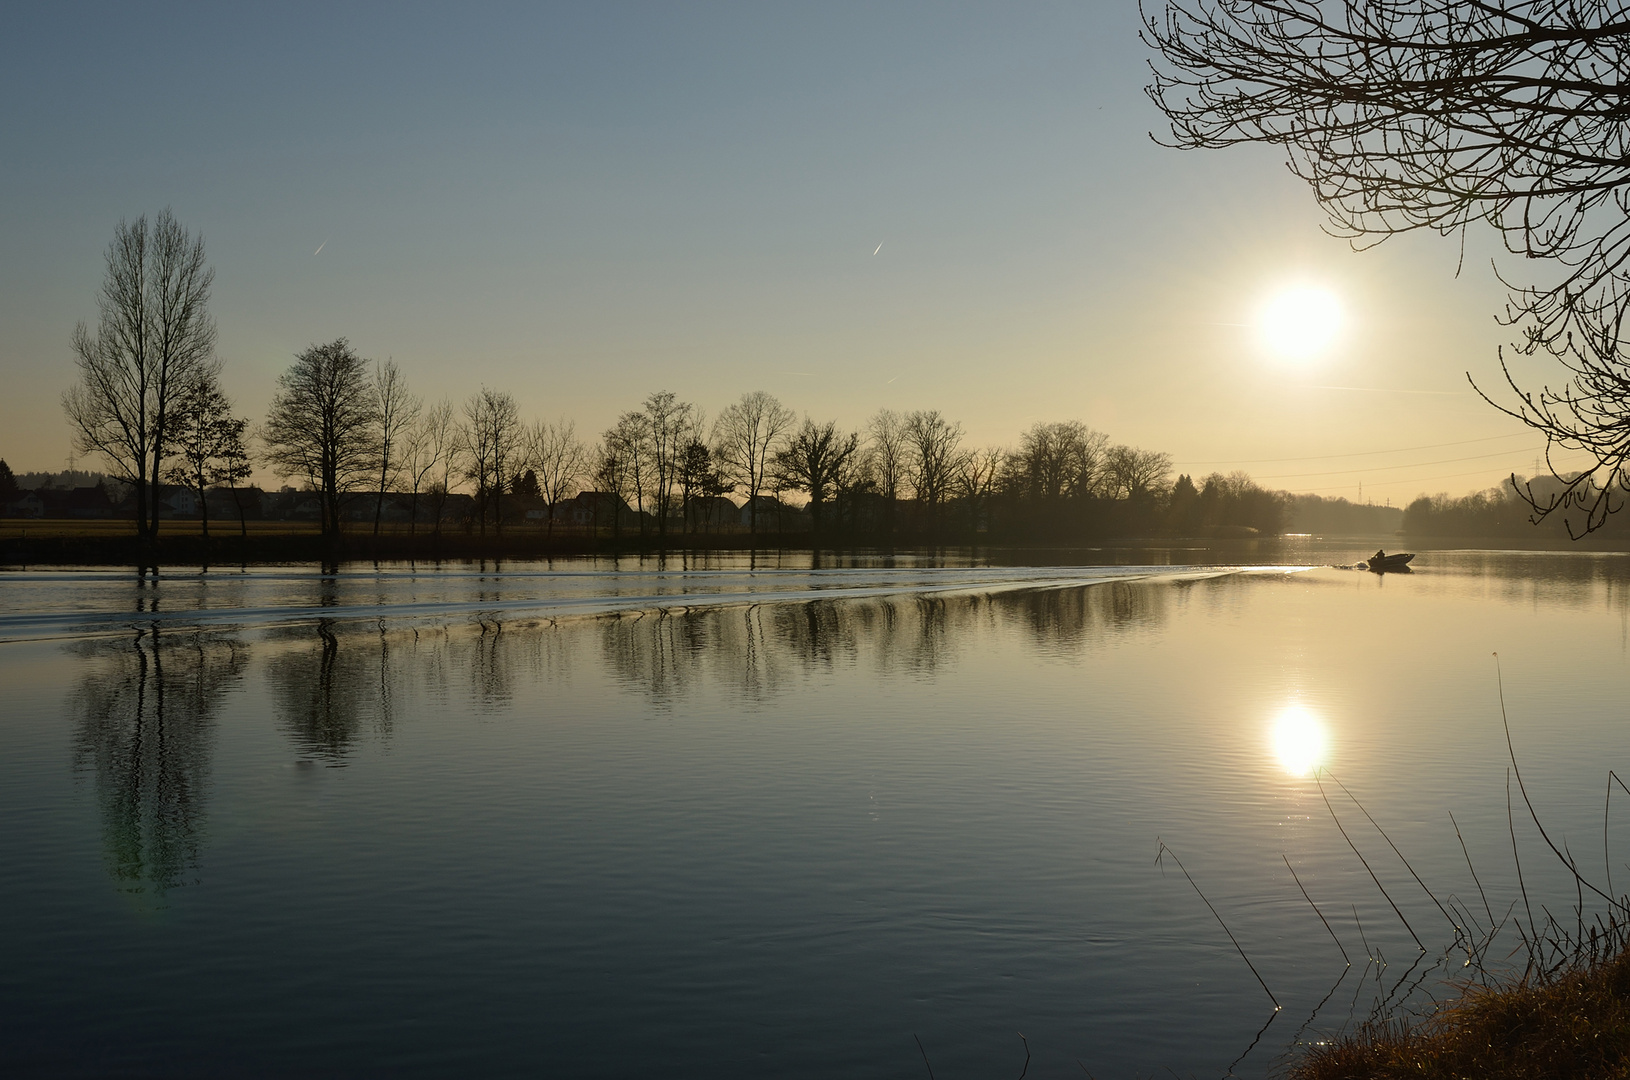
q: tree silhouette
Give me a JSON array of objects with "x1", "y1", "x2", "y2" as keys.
[
  {"x1": 1145, "y1": 0, "x2": 1630, "y2": 533},
  {"x1": 0, "y1": 458, "x2": 19, "y2": 504},
  {"x1": 263, "y1": 339, "x2": 378, "y2": 540},
  {"x1": 775, "y1": 418, "x2": 860, "y2": 539},
  {"x1": 713, "y1": 391, "x2": 794, "y2": 538},
  {"x1": 64, "y1": 210, "x2": 217, "y2": 542}
]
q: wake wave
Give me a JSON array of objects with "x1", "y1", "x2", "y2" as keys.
[{"x1": 0, "y1": 565, "x2": 1306, "y2": 643}]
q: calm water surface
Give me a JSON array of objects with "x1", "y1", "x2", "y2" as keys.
[{"x1": 4, "y1": 549, "x2": 1630, "y2": 1077}]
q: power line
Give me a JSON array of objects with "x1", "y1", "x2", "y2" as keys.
[
  {"x1": 1251, "y1": 447, "x2": 1540, "y2": 481},
  {"x1": 1286, "y1": 461, "x2": 1586, "y2": 496},
  {"x1": 1172, "y1": 431, "x2": 1528, "y2": 467}
]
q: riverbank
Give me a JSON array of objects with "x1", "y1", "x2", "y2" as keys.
[{"x1": 1294, "y1": 946, "x2": 1630, "y2": 1079}]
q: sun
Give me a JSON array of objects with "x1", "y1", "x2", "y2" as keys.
[{"x1": 1258, "y1": 286, "x2": 1343, "y2": 360}]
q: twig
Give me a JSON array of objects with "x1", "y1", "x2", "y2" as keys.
[
  {"x1": 1283, "y1": 854, "x2": 1349, "y2": 964},
  {"x1": 1509, "y1": 769, "x2": 1539, "y2": 971},
  {"x1": 1157, "y1": 840, "x2": 1280, "y2": 1008},
  {"x1": 1327, "y1": 770, "x2": 1459, "y2": 935},
  {"x1": 913, "y1": 1034, "x2": 935, "y2": 1080},
  {"x1": 1015, "y1": 1031, "x2": 1030, "y2": 1080},
  {"x1": 1316, "y1": 771, "x2": 1424, "y2": 951},
  {"x1": 1497, "y1": 653, "x2": 1622, "y2": 912}
]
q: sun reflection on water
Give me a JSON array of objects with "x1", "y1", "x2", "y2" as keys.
[{"x1": 1271, "y1": 705, "x2": 1329, "y2": 776}]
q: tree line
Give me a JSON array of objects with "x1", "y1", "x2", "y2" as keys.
[{"x1": 57, "y1": 212, "x2": 1297, "y2": 547}]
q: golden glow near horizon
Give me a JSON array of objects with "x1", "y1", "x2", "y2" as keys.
[
  {"x1": 1270, "y1": 705, "x2": 1329, "y2": 777},
  {"x1": 1258, "y1": 286, "x2": 1344, "y2": 361}
]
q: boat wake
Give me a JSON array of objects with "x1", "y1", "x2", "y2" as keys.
[{"x1": 0, "y1": 564, "x2": 1310, "y2": 643}]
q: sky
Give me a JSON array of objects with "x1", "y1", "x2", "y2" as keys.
[{"x1": 0, "y1": 1, "x2": 1571, "y2": 501}]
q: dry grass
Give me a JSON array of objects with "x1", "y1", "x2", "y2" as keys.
[{"x1": 1295, "y1": 941, "x2": 1630, "y2": 1079}]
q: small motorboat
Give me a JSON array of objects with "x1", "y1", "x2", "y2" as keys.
[{"x1": 1364, "y1": 551, "x2": 1415, "y2": 573}]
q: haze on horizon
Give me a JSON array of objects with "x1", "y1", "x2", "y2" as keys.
[{"x1": 0, "y1": 2, "x2": 1569, "y2": 502}]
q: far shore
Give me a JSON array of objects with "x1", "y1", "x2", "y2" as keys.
[{"x1": 6, "y1": 518, "x2": 1630, "y2": 569}]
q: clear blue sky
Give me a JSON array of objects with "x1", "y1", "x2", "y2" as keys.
[{"x1": 0, "y1": 1, "x2": 1552, "y2": 498}]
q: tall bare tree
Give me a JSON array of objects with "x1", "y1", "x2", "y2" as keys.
[
  {"x1": 605, "y1": 410, "x2": 652, "y2": 542},
  {"x1": 461, "y1": 388, "x2": 523, "y2": 536},
  {"x1": 263, "y1": 339, "x2": 379, "y2": 539},
  {"x1": 370, "y1": 360, "x2": 420, "y2": 536},
  {"x1": 527, "y1": 418, "x2": 587, "y2": 539},
  {"x1": 403, "y1": 398, "x2": 456, "y2": 535},
  {"x1": 775, "y1": 418, "x2": 860, "y2": 539},
  {"x1": 866, "y1": 408, "x2": 909, "y2": 538},
  {"x1": 1144, "y1": 0, "x2": 1630, "y2": 533},
  {"x1": 954, "y1": 445, "x2": 1006, "y2": 539},
  {"x1": 592, "y1": 432, "x2": 636, "y2": 541},
  {"x1": 1103, "y1": 445, "x2": 1173, "y2": 501},
  {"x1": 904, "y1": 410, "x2": 964, "y2": 524},
  {"x1": 64, "y1": 210, "x2": 217, "y2": 542},
  {"x1": 713, "y1": 390, "x2": 794, "y2": 537},
  {"x1": 1008, "y1": 421, "x2": 1108, "y2": 501},
  {"x1": 642, "y1": 391, "x2": 695, "y2": 545}
]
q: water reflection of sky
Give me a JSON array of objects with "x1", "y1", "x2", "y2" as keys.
[{"x1": 4, "y1": 552, "x2": 1630, "y2": 1077}]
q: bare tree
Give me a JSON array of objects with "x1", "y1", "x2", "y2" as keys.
[
  {"x1": 954, "y1": 445, "x2": 1006, "y2": 539},
  {"x1": 527, "y1": 418, "x2": 587, "y2": 539},
  {"x1": 64, "y1": 210, "x2": 217, "y2": 542},
  {"x1": 642, "y1": 391, "x2": 696, "y2": 545},
  {"x1": 370, "y1": 360, "x2": 420, "y2": 536},
  {"x1": 866, "y1": 408, "x2": 909, "y2": 537},
  {"x1": 1144, "y1": 0, "x2": 1630, "y2": 533},
  {"x1": 1103, "y1": 445, "x2": 1173, "y2": 501},
  {"x1": 403, "y1": 398, "x2": 456, "y2": 535},
  {"x1": 714, "y1": 391, "x2": 795, "y2": 537},
  {"x1": 263, "y1": 339, "x2": 379, "y2": 540},
  {"x1": 461, "y1": 388, "x2": 523, "y2": 536},
  {"x1": 592, "y1": 432, "x2": 636, "y2": 541},
  {"x1": 775, "y1": 418, "x2": 860, "y2": 539},
  {"x1": 605, "y1": 410, "x2": 652, "y2": 542},
  {"x1": 1008, "y1": 421, "x2": 1108, "y2": 500},
  {"x1": 904, "y1": 410, "x2": 964, "y2": 524}
]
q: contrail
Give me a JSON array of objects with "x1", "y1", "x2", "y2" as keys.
[
  {"x1": 313, "y1": 238, "x2": 327, "y2": 256},
  {"x1": 873, "y1": 242, "x2": 883, "y2": 256}
]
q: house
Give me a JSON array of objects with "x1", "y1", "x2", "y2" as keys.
[
  {"x1": 4, "y1": 491, "x2": 43, "y2": 518},
  {"x1": 550, "y1": 491, "x2": 640, "y2": 528},
  {"x1": 684, "y1": 495, "x2": 739, "y2": 531},
  {"x1": 738, "y1": 495, "x2": 807, "y2": 532},
  {"x1": 157, "y1": 486, "x2": 198, "y2": 518}
]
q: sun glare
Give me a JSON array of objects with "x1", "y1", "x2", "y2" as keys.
[
  {"x1": 1271, "y1": 705, "x2": 1329, "y2": 777},
  {"x1": 1258, "y1": 286, "x2": 1343, "y2": 360}
]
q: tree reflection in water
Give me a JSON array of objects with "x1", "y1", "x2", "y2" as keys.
[
  {"x1": 266, "y1": 620, "x2": 382, "y2": 763},
  {"x1": 70, "y1": 628, "x2": 247, "y2": 896},
  {"x1": 595, "y1": 581, "x2": 1177, "y2": 702},
  {"x1": 64, "y1": 579, "x2": 1180, "y2": 892}
]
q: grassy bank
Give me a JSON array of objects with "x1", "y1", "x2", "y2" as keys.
[{"x1": 1294, "y1": 947, "x2": 1630, "y2": 1079}]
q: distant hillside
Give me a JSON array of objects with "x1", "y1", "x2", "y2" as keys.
[
  {"x1": 16, "y1": 469, "x2": 118, "y2": 491},
  {"x1": 1400, "y1": 475, "x2": 1630, "y2": 543},
  {"x1": 1286, "y1": 493, "x2": 1403, "y2": 536}
]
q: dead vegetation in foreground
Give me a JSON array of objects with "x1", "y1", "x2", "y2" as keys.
[
  {"x1": 1282, "y1": 663, "x2": 1630, "y2": 1079},
  {"x1": 1293, "y1": 948, "x2": 1630, "y2": 1079}
]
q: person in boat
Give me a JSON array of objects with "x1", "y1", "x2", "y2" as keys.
[{"x1": 1373, "y1": 549, "x2": 1386, "y2": 563}]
